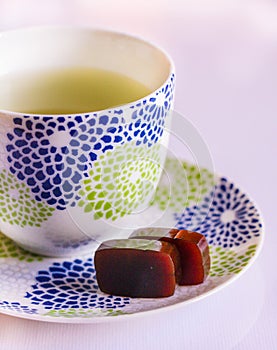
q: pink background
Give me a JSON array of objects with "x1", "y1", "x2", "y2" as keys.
[{"x1": 0, "y1": 1, "x2": 276, "y2": 349}]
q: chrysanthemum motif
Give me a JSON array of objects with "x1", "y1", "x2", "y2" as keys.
[
  {"x1": 174, "y1": 177, "x2": 262, "y2": 248},
  {"x1": 25, "y1": 258, "x2": 130, "y2": 310},
  {"x1": 0, "y1": 232, "x2": 43, "y2": 261},
  {"x1": 152, "y1": 158, "x2": 215, "y2": 212},
  {"x1": 0, "y1": 169, "x2": 54, "y2": 227},
  {"x1": 0, "y1": 301, "x2": 38, "y2": 314},
  {"x1": 125, "y1": 74, "x2": 175, "y2": 147},
  {"x1": 78, "y1": 142, "x2": 163, "y2": 220},
  {"x1": 209, "y1": 244, "x2": 258, "y2": 276},
  {"x1": 6, "y1": 114, "x2": 125, "y2": 209}
]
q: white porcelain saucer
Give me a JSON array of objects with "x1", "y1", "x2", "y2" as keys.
[{"x1": 0, "y1": 157, "x2": 264, "y2": 323}]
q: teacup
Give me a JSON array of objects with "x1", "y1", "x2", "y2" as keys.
[{"x1": 0, "y1": 27, "x2": 175, "y2": 256}]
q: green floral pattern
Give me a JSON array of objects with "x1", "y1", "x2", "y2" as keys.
[
  {"x1": 209, "y1": 244, "x2": 258, "y2": 277},
  {"x1": 152, "y1": 158, "x2": 215, "y2": 211},
  {"x1": 0, "y1": 232, "x2": 43, "y2": 262},
  {"x1": 78, "y1": 142, "x2": 162, "y2": 221},
  {"x1": 0, "y1": 169, "x2": 55, "y2": 227},
  {"x1": 44, "y1": 308, "x2": 127, "y2": 318}
]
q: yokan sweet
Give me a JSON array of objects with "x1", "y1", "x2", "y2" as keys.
[
  {"x1": 94, "y1": 239, "x2": 181, "y2": 298},
  {"x1": 170, "y1": 229, "x2": 210, "y2": 285},
  {"x1": 130, "y1": 227, "x2": 210, "y2": 285}
]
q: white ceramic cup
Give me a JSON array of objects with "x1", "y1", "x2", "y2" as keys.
[{"x1": 0, "y1": 27, "x2": 175, "y2": 256}]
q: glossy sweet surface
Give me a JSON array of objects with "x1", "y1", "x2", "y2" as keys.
[{"x1": 94, "y1": 239, "x2": 178, "y2": 298}]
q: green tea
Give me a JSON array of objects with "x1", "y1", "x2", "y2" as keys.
[{"x1": 0, "y1": 67, "x2": 151, "y2": 114}]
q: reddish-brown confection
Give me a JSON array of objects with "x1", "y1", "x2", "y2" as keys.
[
  {"x1": 171, "y1": 229, "x2": 210, "y2": 285},
  {"x1": 94, "y1": 239, "x2": 180, "y2": 298},
  {"x1": 130, "y1": 228, "x2": 210, "y2": 285}
]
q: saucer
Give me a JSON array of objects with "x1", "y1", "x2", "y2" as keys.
[{"x1": 0, "y1": 157, "x2": 264, "y2": 323}]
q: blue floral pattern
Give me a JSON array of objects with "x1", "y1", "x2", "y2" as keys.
[
  {"x1": 174, "y1": 177, "x2": 262, "y2": 248},
  {"x1": 6, "y1": 115, "x2": 125, "y2": 209},
  {"x1": 0, "y1": 301, "x2": 38, "y2": 314},
  {"x1": 25, "y1": 258, "x2": 130, "y2": 310},
  {"x1": 6, "y1": 74, "x2": 175, "y2": 211},
  {"x1": 126, "y1": 75, "x2": 175, "y2": 147}
]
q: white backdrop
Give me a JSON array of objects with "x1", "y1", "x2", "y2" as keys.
[{"x1": 0, "y1": 1, "x2": 276, "y2": 349}]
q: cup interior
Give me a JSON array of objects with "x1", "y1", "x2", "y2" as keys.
[{"x1": 0, "y1": 27, "x2": 172, "y2": 113}]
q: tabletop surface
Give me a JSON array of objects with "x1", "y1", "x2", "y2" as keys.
[{"x1": 0, "y1": 1, "x2": 276, "y2": 349}]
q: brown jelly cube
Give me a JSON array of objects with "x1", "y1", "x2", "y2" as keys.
[
  {"x1": 94, "y1": 239, "x2": 179, "y2": 298},
  {"x1": 130, "y1": 227, "x2": 210, "y2": 285},
  {"x1": 171, "y1": 229, "x2": 210, "y2": 285}
]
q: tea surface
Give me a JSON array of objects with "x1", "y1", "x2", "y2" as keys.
[{"x1": 0, "y1": 67, "x2": 151, "y2": 114}]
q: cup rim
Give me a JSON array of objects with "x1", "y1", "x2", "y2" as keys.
[{"x1": 0, "y1": 25, "x2": 175, "y2": 117}]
